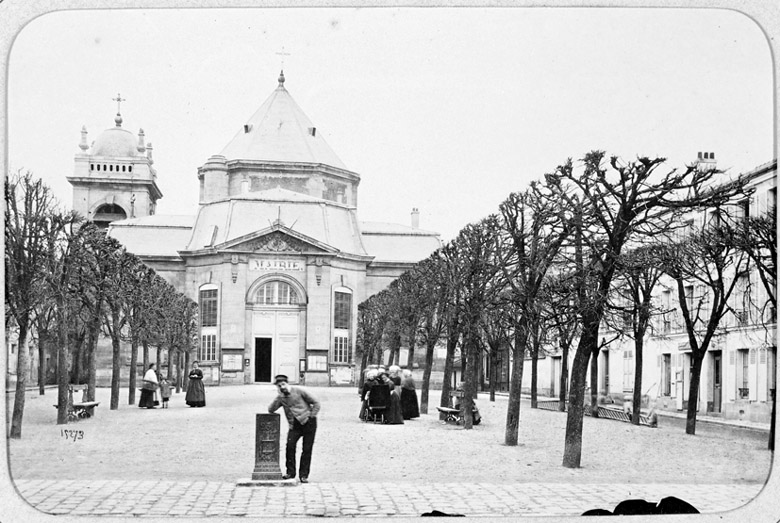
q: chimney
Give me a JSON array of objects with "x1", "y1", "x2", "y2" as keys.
[{"x1": 411, "y1": 208, "x2": 420, "y2": 229}]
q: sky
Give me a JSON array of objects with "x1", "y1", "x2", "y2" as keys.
[{"x1": 7, "y1": 6, "x2": 775, "y2": 242}]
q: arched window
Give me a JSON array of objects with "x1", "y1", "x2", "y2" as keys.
[
  {"x1": 257, "y1": 281, "x2": 299, "y2": 305},
  {"x1": 92, "y1": 203, "x2": 127, "y2": 229}
]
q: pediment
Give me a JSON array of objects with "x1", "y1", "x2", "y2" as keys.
[{"x1": 218, "y1": 227, "x2": 337, "y2": 254}]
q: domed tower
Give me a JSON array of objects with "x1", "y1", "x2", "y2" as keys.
[
  {"x1": 68, "y1": 96, "x2": 163, "y2": 228},
  {"x1": 198, "y1": 71, "x2": 360, "y2": 206}
]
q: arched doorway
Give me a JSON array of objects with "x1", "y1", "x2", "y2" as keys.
[{"x1": 247, "y1": 276, "x2": 306, "y2": 384}]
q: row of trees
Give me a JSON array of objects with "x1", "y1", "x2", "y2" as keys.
[
  {"x1": 357, "y1": 152, "x2": 776, "y2": 468},
  {"x1": 6, "y1": 170, "x2": 198, "y2": 438}
]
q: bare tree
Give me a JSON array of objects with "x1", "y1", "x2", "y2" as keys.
[
  {"x1": 547, "y1": 152, "x2": 741, "y2": 468},
  {"x1": 497, "y1": 181, "x2": 571, "y2": 445},
  {"x1": 5, "y1": 171, "x2": 73, "y2": 436},
  {"x1": 102, "y1": 246, "x2": 134, "y2": 410},
  {"x1": 411, "y1": 254, "x2": 449, "y2": 414},
  {"x1": 442, "y1": 217, "x2": 503, "y2": 429},
  {"x1": 609, "y1": 245, "x2": 665, "y2": 424},
  {"x1": 659, "y1": 222, "x2": 749, "y2": 435},
  {"x1": 540, "y1": 274, "x2": 580, "y2": 411}
]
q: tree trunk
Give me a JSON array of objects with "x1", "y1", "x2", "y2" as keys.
[
  {"x1": 56, "y1": 303, "x2": 70, "y2": 425},
  {"x1": 440, "y1": 333, "x2": 457, "y2": 418},
  {"x1": 183, "y1": 350, "x2": 191, "y2": 392},
  {"x1": 420, "y1": 339, "x2": 436, "y2": 415},
  {"x1": 632, "y1": 333, "x2": 645, "y2": 425},
  {"x1": 358, "y1": 345, "x2": 370, "y2": 389},
  {"x1": 167, "y1": 349, "x2": 174, "y2": 380},
  {"x1": 37, "y1": 329, "x2": 47, "y2": 395},
  {"x1": 685, "y1": 352, "x2": 705, "y2": 435},
  {"x1": 476, "y1": 347, "x2": 483, "y2": 395},
  {"x1": 72, "y1": 332, "x2": 83, "y2": 384},
  {"x1": 559, "y1": 341, "x2": 569, "y2": 411},
  {"x1": 10, "y1": 323, "x2": 30, "y2": 438},
  {"x1": 176, "y1": 350, "x2": 183, "y2": 393},
  {"x1": 489, "y1": 350, "x2": 496, "y2": 402},
  {"x1": 770, "y1": 388, "x2": 776, "y2": 451},
  {"x1": 589, "y1": 347, "x2": 599, "y2": 417},
  {"x1": 406, "y1": 327, "x2": 416, "y2": 370},
  {"x1": 85, "y1": 315, "x2": 100, "y2": 402},
  {"x1": 531, "y1": 347, "x2": 539, "y2": 409},
  {"x1": 462, "y1": 330, "x2": 478, "y2": 430},
  {"x1": 156, "y1": 346, "x2": 162, "y2": 372},
  {"x1": 505, "y1": 327, "x2": 527, "y2": 446},
  {"x1": 143, "y1": 340, "x2": 149, "y2": 373},
  {"x1": 110, "y1": 312, "x2": 122, "y2": 410},
  {"x1": 84, "y1": 334, "x2": 95, "y2": 404},
  {"x1": 563, "y1": 327, "x2": 598, "y2": 468},
  {"x1": 129, "y1": 336, "x2": 138, "y2": 405}
]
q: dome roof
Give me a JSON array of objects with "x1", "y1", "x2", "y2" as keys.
[{"x1": 91, "y1": 124, "x2": 139, "y2": 157}]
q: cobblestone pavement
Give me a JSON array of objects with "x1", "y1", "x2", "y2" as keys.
[{"x1": 12, "y1": 479, "x2": 765, "y2": 518}]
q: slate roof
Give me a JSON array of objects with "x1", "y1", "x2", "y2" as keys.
[
  {"x1": 360, "y1": 221, "x2": 441, "y2": 263},
  {"x1": 184, "y1": 188, "x2": 368, "y2": 256},
  {"x1": 219, "y1": 72, "x2": 348, "y2": 170},
  {"x1": 108, "y1": 215, "x2": 195, "y2": 257}
]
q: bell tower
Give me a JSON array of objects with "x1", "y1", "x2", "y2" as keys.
[{"x1": 67, "y1": 94, "x2": 163, "y2": 228}]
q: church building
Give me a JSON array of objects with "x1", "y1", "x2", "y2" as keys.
[{"x1": 69, "y1": 72, "x2": 441, "y2": 387}]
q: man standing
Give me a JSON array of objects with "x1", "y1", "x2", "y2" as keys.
[{"x1": 268, "y1": 374, "x2": 321, "y2": 483}]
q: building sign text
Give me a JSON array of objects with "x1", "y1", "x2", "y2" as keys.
[{"x1": 249, "y1": 259, "x2": 304, "y2": 272}]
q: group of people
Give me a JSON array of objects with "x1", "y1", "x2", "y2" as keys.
[
  {"x1": 359, "y1": 365, "x2": 420, "y2": 424},
  {"x1": 138, "y1": 361, "x2": 207, "y2": 409}
]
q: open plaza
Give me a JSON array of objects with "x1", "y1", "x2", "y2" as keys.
[{"x1": 3, "y1": 384, "x2": 776, "y2": 520}]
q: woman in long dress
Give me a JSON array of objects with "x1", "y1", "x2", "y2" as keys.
[
  {"x1": 386, "y1": 375, "x2": 404, "y2": 425},
  {"x1": 400, "y1": 369, "x2": 420, "y2": 420},
  {"x1": 185, "y1": 361, "x2": 206, "y2": 407},
  {"x1": 139, "y1": 363, "x2": 159, "y2": 409}
]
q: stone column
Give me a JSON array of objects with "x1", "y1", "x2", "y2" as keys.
[{"x1": 252, "y1": 413, "x2": 283, "y2": 480}]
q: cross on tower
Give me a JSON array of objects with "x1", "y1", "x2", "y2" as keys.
[
  {"x1": 113, "y1": 93, "x2": 126, "y2": 114},
  {"x1": 275, "y1": 47, "x2": 290, "y2": 69}
]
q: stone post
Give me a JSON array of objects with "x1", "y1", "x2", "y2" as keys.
[{"x1": 252, "y1": 413, "x2": 284, "y2": 480}]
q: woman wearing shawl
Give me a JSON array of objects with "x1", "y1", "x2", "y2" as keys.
[
  {"x1": 139, "y1": 363, "x2": 159, "y2": 409},
  {"x1": 400, "y1": 369, "x2": 420, "y2": 420}
]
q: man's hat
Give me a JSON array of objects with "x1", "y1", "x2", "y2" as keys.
[{"x1": 274, "y1": 374, "x2": 289, "y2": 385}]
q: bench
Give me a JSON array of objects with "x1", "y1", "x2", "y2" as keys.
[
  {"x1": 53, "y1": 384, "x2": 100, "y2": 422},
  {"x1": 436, "y1": 406, "x2": 463, "y2": 424},
  {"x1": 436, "y1": 390, "x2": 481, "y2": 425}
]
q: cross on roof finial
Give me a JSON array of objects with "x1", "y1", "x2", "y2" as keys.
[
  {"x1": 113, "y1": 93, "x2": 126, "y2": 114},
  {"x1": 112, "y1": 93, "x2": 126, "y2": 126}
]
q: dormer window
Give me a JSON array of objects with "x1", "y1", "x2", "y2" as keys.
[
  {"x1": 244, "y1": 124, "x2": 252, "y2": 133},
  {"x1": 308, "y1": 127, "x2": 316, "y2": 136}
]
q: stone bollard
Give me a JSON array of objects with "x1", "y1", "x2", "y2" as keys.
[
  {"x1": 253, "y1": 413, "x2": 284, "y2": 480},
  {"x1": 236, "y1": 413, "x2": 296, "y2": 486}
]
